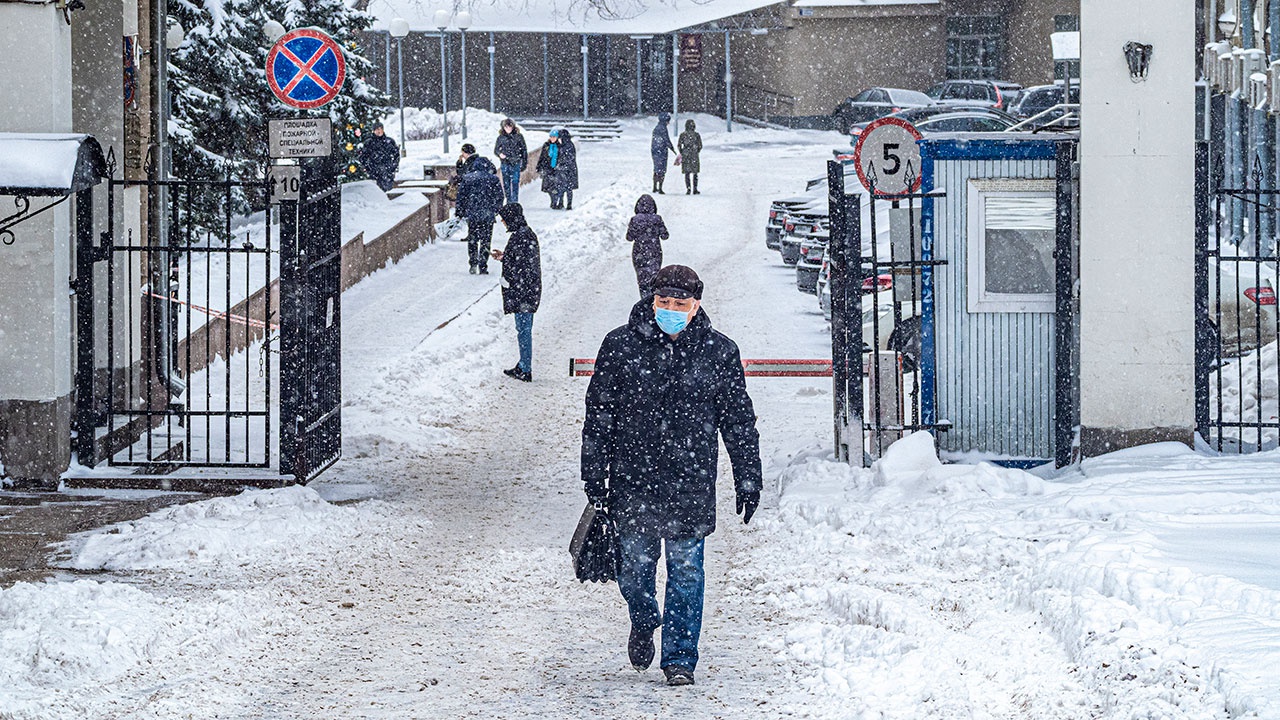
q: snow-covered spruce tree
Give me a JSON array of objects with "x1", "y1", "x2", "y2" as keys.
[{"x1": 169, "y1": 0, "x2": 390, "y2": 239}]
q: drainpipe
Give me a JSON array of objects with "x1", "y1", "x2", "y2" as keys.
[{"x1": 150, "y1": 0, "x2": 183, "y2": 398}]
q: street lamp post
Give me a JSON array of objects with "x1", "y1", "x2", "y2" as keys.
[
  {"x1": 435, "y1": 9, "x2": 450, "y2": 154},
  {"x1": 458, "y1": 11, "x2": 471, "y2": 139},
  {"x1": 389, "y1": 18, "x2": 410, "y2": 158},
  {"x1": 488, "y1": 32, "x2": 496, "y2": 113}
]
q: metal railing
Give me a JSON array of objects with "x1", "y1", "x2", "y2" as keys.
[{"x1": 1006, "y1": 103, "x2": 1081, "y2": 133}]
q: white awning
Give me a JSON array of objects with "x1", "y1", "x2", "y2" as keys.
[
  {"x1": 366, "y1": 0, "x2": 783, "y2": 34},
  {"x1": 0, "y1": 133, "x2": 108, "y2": 196}
]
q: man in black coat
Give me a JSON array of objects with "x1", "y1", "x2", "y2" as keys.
[
  {"x1": 491, "y1": 202, "x2": 541, "y2": 382},
  {"x1": 494, "y1": 118, "x2": 528, "y2": 204},
  {"x1": 358, "y1": 122, "x2": 400, "y2": 192},
  {"x1": 455, "y1": 144, "x2": 505, "y2": 274},
  {"x1": 581, "y1": 264, "x2": 762, "y2": 687}
]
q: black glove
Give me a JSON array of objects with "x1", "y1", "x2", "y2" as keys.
[{"x1": 735, "y1": 490, "x2": 759, "y2": 525}]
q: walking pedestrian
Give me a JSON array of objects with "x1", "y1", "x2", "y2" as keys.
[
  {"x1": 626, "y1": 194, "x2": 669, "y2": 299},
  {"x1": 677, "y1": 119, "x2": 703, "y2": 195},
  {"x1": 556, "y1": 128, "x2": 579, "y2": 210},
  {"x1": 536, "y1": 130, "x2": 561, "y2": 209},
  {"x1": 581, "y1": 264, "x2": 762, "y2": 687},
  {"x1": 492, "y1": 202, "x2": 541, "y2": 382},
  {"x1": 494, "y1": 118, "x2": 528, "y2": 205},
  {"x1": 650, "y1": 113, "x2": 676, "y2": 194},
  {"x1": 358, "y1": 122, "x2": 400, "y2": 192},
  {"x1": 456, "y1": 144, "x2": 505, "y2": 274}
]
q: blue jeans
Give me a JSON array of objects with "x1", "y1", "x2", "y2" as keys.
[
  {"x1": 617, "y1": 533, "x2": 705, "y2": 671},
  {"x1": 500, "y1": 162, "x2": 521, "y2": 204},
  {"x1": 514, "y1": 312, "x2": 534, "y2": 373}
]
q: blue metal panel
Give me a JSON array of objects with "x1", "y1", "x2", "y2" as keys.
[
  {"x1": 921, "y1": 153, "x2": 937, "y2": 427},
  {"x1": 931, "y1": 153, "x2": 1058, "y2": 462},
  {"x1": 921, "y1": 136, "x2": 1064, "y2": 162}
]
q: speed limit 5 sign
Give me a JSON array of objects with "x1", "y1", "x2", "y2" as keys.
[{"x1": 852, "y1": 117, "x2": 924, "y2": 196}]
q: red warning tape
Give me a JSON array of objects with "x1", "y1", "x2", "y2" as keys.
[{"x1": 145, "y1": 291, "x2": 280, "y2": 332}]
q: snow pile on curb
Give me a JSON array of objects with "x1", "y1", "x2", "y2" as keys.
[
  {"x1": 1212, "y1": 340, "x2": 1279, "y2": 449},
  {"x1": 381, "y1": 107, "x2": 508, "y2": 144},
  {"x1": 747, "y1": 434, "x2": 1280, "y2": 718},
  {"x1": 56, "y1": 485, "x2": 398, "y2": 572},
  {"x1": 0, "y1": 579, "x2": 286, "y2": 719}
]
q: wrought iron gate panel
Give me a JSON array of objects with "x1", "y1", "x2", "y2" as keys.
[
  {"x1": 80, "y1": 177, "x2": 275, "y2": 470},
  {"x1": 1196, "y1": 141, "x2": 1280, "y2": 453},
  {"x1": 279, "y1": 158, "x2": 343, "y2": 482}
]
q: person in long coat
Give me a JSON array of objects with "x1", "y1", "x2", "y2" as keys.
[
  {"x1": 677, "y1": 119, "x2": 703, "y2": 195},
  {"x1": 626, "y1": 194, "x2": 669, "y2": 298},
  {"x1": 492, "y1": 202, "x2": 541, "y2": 382},
  {"x1": 456, "y1": 145, "x2": 505, "y2": 274},
  {"x1": 535, "y1": 130, "x2": 561, "y2": 209},
  {"x1": 556, "y1": 129, "x2": 580, "y2": 210},
  {"x1": 358, "y1": 122, "x2": 400, "y2": 192},
  {"x1": 650, "y1": 113, "x2": 676, "y2": 194},
  {"x1": 581, "y1": 264, "x2": 762, "y2": 687},
  {"x1": 494, "y1": 118, "x2": 528, "y2": 204}
]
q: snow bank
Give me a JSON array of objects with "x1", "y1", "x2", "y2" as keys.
[
  {"x1": 57, "y1": 484, "x2": 399, "y2": 571},
  {"x1": 381, "y1": 106, "x2": 508, "y2": 145},
  {"x1": 1211, "y1": 340, "x2": 1280, "y2": 450},
  {"x1": 754, "y1": 435, "x2": 1280, "y2": 717},
  {"x1": 0, "y1": 579, "x2": 286, "y2": 719}
]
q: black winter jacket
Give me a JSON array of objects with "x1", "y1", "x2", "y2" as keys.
[
  {"x1": 494, "y1": 131, "x2": 528, "y2": 170},
  {"x1": 582, "y1": 301, "x2": 763, "y2": 538},
  {"x1": 626, "y1": 194, "x2": 668, "y2": 276},
  {"x1": 457, "y1": 156, "x2": 504, "y2": 222},
  {"x1": 556, "y1": 136, "x2": 580, "y2": 190},
  {"x1": 497, "y1": 204, "x2": 541, "y2": 314},
  {"x1": 358, "y1": 134, "x2": 400, "y2": 190}
]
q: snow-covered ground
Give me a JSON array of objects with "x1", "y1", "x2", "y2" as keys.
[{"x1": 4, "y1": 118, "x2": 1280, "y2": 719}]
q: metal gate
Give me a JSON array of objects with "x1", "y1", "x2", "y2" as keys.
[
  {"x1": 827, "y1": 160, "x2": 949, "y2": 463},
  {"x1": 279, "y1": 158, "x2": 342, "y2": 482},
  {"x1": 1196, "y1": 142, "x2": 1280, "y2": 453},
  {"x1": 74, "y1": 163, "x2": 342, "y2": 484}
]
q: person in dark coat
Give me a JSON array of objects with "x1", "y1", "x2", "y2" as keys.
[
  {"x1": 535, "y1": 130, "x2": 561, "y2": 209},
  {"x1": 677, "y1": 119, "x2": 703, "y2": 195},
  {"x1": 556, "y1": 128, "x2": 580, "y2": 210},
  {"x1": 581, "y1": 264, "x2": 762, "y2": 687},
  {"x1": 358, "y1": 122, "x2": 400, "y2": 192},
  {"x1": 626, "y1": 194, "x2": 669, "y2": 299},
  {"x1": 455, "y1": 144, "x2": 505, "y2": 274},
  {"x1": 492, "y1": 203, "x2": 541, "y2": 382},
  {"x1": 494, "y1": 118, "x2": 528, "y2": 205},
  {"x1": 650, "y1": 113, "x2": 676, "y2": 194}
]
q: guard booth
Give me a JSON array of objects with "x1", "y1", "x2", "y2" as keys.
[{"x1": 830, "y1": 132, "x2": 1078, "y2": 468}]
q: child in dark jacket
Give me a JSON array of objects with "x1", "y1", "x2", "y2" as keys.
[{"x1": 626, "y1": 194, "x2": 670, "y2": 299}]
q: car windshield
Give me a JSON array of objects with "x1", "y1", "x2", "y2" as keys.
[
  {"x1": 926, "y1": 83, "x2": 946, "y2": 99},
  {"x1": 886, "y1": 89, "x2": 933, "y2": 105}
]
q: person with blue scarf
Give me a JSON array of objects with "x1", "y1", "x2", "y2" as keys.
[{"x1": 536, "y1": 130, "x2": 563, "y2": 209}]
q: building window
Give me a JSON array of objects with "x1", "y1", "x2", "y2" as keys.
[
  {"x1": 946, "y1": 16, "x2": 1004, "y2": 80},
  {"x1": 966, "y1": 181, "x2": 1056, "y2": 313}
]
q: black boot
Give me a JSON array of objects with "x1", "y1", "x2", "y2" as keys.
[
  {"x1": 628, "y1": 626, "x2": 656, "y2": 671},
  {"x1": 656, "y1": 176, "x2": 665, "y2": 194},
  {"x1": 692, "y1": 174, "x2": 700, "y2": 195},
  {"x1": 652, "y1": 174, "x2": 660, "y2": 193}
]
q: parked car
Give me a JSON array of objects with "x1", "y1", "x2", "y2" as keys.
[
  {"x1": 767, "y1": 196, "x2": 819, "y2": 250},
  {"x1": 927, "y1": 80, "x2": 1023, "y2": 111},
  {"x1": 849, "y1": 105, "x2": 1019, "y2": 137},
  {"x1": 1213, "y1": 260, "x2": 1278, "y2": 357},
  {"x1": 796, "y1": 234, "x2": 828, "y2": 294},
  {"x1": 816, "y1": 261, "x2": 920, "y2": 370},
  {"x1": 832, "y1": 87, "x2": 934, "y2": 134},
  {"x1": 1009, "y1": 83, "x2": 1081, "y2": 128},
  {"x1": 779, "y1": 207, "x2": 827, "y2": 266}
]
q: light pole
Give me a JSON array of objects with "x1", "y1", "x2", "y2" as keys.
[
  {"x1": 488, "y1": 31, "x2": 496, "y2": 113},
  {"x1": 389, "y1": 18, "x2": 410, "y2": 158},
  {"x1": 458, "y1": 11, "x2": 471, "y2": 139},
  {"x1": 435, "y1": 9, "x2": 450, "y2": 154}
]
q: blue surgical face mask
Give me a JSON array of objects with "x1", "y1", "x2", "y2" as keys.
[{"x1": 654, "y1": 307, "x2": 691, "y2": 335}]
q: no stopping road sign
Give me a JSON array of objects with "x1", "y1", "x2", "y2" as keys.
[
  {"x1": 852, "y1": 117, "x2": 924, "y2": 196},
  {"x1": 267, "y1": 28, "x2": 347, "y2": 110}
]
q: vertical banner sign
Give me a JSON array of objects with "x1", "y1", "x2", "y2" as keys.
[
  {"x1": 123, "y1": 36, "x2": 137, "y2": 108},
  {"x1": 680, "y1": 34, "x2": 703, "y2": 72},
  {"x1": 266, "y1": 28, "x2": 347, "y2": 109}
]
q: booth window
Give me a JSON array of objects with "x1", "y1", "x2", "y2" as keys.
[{"x1": 966, "y1": 182, "x2": 1056, "y2": 313}]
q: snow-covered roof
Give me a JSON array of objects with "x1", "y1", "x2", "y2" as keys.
[
  {"x1": 366, "y1": 0, "x2": 783, "y2": 34},
  {"x1": 0, "y1": 133, "x2": 109, "y2": 195}
]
